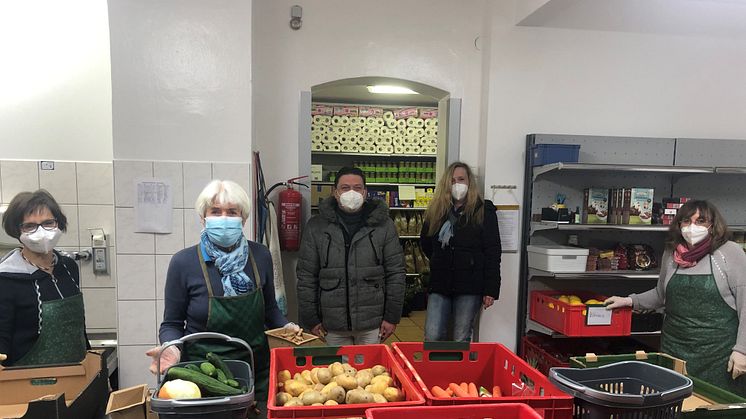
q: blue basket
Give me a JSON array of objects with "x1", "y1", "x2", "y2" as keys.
[{"x1": 531, "y1": 144, "x2": 580, "y2": 166}]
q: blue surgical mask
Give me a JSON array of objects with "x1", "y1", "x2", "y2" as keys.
[{"x1": 204, "y1": 216, "x2": 244, "y2": 247}]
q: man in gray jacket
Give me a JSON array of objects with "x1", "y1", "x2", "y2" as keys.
[{"x1": 297, "y1": 167, "x2": 405, "y2": 345}]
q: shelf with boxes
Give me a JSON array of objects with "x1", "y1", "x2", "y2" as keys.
[{"x1": 519, "y1": 135, "x2": 746, "y2": 347}]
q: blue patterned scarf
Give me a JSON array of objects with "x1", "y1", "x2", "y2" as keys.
[
  {"x1": 200, "y1": 231, "x2": 255, "y2": 296},
  {"x1": 437, "y1": 207, "x2": 461, "y2": 249}
]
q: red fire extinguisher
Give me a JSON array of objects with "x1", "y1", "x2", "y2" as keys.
[{"x1": 276, "y1": 176, "x2": 308, "y2": 251}]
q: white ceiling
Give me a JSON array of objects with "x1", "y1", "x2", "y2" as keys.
[
  {"x1": 312, "y1": 76, "x2": 444, "y2": 107},
  {"x1": 518, "y1": 0, "x2": 746, "y2": 39}
]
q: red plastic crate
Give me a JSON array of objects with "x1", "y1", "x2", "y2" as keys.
[
  {"x1": 521, "y1": 335, "x2": 570, "y2": 376},
  {"x1": 365, "y1": 403, "x2": 542, "y2": 418},
  {"x1": 267, "y1": 344, "x2": 424, "y2": 418},
  {"x1": 392, "y1": 342, "x2": 573, "y2": 419},
  {"x1": 529, "y1": 290, "x2": 631, "y2": 337}
]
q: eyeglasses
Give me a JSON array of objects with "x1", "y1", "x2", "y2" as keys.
[
  {"x1": 680, "y1": 218, "x2": 710, "y2": 227},
  {"x1": 19, "y1": 219, "x2": 58, "y2": 234}
]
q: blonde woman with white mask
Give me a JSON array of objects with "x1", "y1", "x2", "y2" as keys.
[
  {"x1": 420, "y1": 162, "x2": 502, "y2": 342},
  {"x1": 606, "y1": 200, "x2": 746, "y2": 396},
  {"x1": 0, "y1": 190, "x2": 88, "y2": 367}
]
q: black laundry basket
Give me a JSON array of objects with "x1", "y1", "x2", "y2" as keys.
[
  {"x1": 549, "y1": 361, "x2": 693, "y2": 419},
  {"x1": 150, "y1": 332, "x2": 255, "y2": 419}
]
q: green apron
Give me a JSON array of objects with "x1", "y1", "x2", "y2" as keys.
[
  {"x1": 15, "y1": 292, "x2": 87, "y2": 366},
  {"x1": 661, "y1": 256, "x2": 746, "y2": 396},
  {"x1": 186, "y1": 247, "x2": 271, "y2": 402}
]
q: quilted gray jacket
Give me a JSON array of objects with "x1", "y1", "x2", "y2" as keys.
[{"x1": 296, "y1": 197, "x2": 405, "y2": 332}]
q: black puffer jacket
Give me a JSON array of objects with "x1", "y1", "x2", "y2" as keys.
[
  {"x1": 420, "y1": 199, "x2": 501, "y2": 298},
  {"x1": 296, "y1": 197, "x2": 405, "y2": 332}
]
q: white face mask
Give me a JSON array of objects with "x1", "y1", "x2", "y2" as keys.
[
  {"x1": 681, "y1": 224, "x2": 709, "y2": 245},
  {"x1": 20, "y1": 227, "x2": 62, "y2": 254},
  {"x1": 451, "y1": 183, "x2": 468, "y2": 201},
  {"x1": 338, "y1": 190, "x2": 364, "y2": 212}
]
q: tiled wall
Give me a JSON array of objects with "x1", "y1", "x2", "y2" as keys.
[
  {"x1": 113, "y1": 160, "x2": 251, "y2": 388},
  {"x1": 0, "y1": 160, "x2": 117, "y2": 333}
]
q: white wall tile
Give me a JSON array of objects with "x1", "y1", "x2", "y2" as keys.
[
  {"x1": 184, "y1": 210, "x2": 203, "y2": 247},
  {"x1": 115, "y1": 207, "x2": 155, "y2": 254},
  {"x1": 155, "y1": 254, "x2": 172, "y2": 300},
  {"x1": 39, "y1": 161, "x2": 77, "y2": 204},
  {"x1": 82, "y1": 288, "x2": 117, "y2": 329},
  {"x1": 80, "y1": 247, "x2": 116, "y2": 288},
  {"x1": 77, "y1": 162, "x2": 114, "y2": 205},
  {"x1": 78, "y1": 204, "x2": 116, "y2": 247},
  {"x1": 114, "y1": 160, "x2": 153, "y2": 207},
  {"x1": 155, "y1": 209, "x2": 184, "y2": 254},
  {"x1": 1, "y1": 161, "x2": 39, "y2": 201},
  {"x1": 156, "y1": 299, "x2": 165, "y2": 334},
  {"x1": 117, "y1": 254, "x2": 156, "y2": 300},
  {"x1": 118, "y1": 345, "x2": 157, "y2": 389},
  {"x1": 183, "y1": 162, "x2": 212, "y2": 211},
  {"x1": 212, "y1": 162, "x2": 250, "y2": 191},
  {"x1": 58, "y1": 205, "x2": 80, "y2": 247},
  {"x1": 118, "y1": 300, "x2": 157, "y2": 345},
  {"x1": 154, "y1": 161, "x2": 184, "y2": 209}
]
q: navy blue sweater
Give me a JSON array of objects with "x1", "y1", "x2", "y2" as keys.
[{"x1": 159, "y1": 241, "x2": 288, "y2": 344}]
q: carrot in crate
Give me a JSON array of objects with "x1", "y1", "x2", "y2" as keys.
[
  {"x1": 460, "y1": 382, "x2": 469, "y2": 394},
  {"x1": 431, "y1": 386, "x2": 450, "y2": 398},
  {"x1": 493, "y1": 385, "x2": 502, "y2": 397},
  {"x1": 448, "y1": 383, "x2": 469, "y2": 398},
  {"x1": 467, "y1": 382, "x2": 478, "y2": 397}
]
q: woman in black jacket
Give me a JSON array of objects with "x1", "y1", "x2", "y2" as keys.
[{"x1": 420, "y1": 162, "x2": 501, "y2": 341}]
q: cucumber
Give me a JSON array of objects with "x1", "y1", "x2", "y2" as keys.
[
  {"x1": 185, "y1": 364, "x2": 202, "y2": 373},
  {"x1": 200, "y1": 362, "x2": 217, "y2": 377},
  {"x1": 166, "y1": 367, "x2": 244, "y2": 396},
  {"x1": 216, "y1": 368, "x2": 228, "y2": 384},
  {"x1": 226, "y1": 379, "x2": 240, "y2": 388},
  {"x1": 206, "y1": 352, "x2": 234, "y2": 380}
]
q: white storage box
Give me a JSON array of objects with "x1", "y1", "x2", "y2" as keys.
[{"x1": 527, "y1": 245, "x2": 589, "y2": 273}]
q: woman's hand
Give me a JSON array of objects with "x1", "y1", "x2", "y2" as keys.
[
  {"x1": 728, "y1": 351, "x2": 746, "y2": 379},
  {"x1": 603, "y1": 296, "x2": 633, "y2": 310},
  {"x1": 145, "y1": 345, "x2": 181, "y2": 375},
  {"x1": 483, "y1": 296, "x2": 495, "y2": 309}
]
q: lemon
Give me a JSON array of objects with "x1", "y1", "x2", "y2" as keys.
[
  {"x1": 548, "y1": 303, "x2": 555, "y2": 309},
  {"x1": 558, "y1": 296, "x2": 570, "y2": 304},
  {"x1": 569, "y1": 300, "x2": 585, "y2": 306},
  {"x1": 582, "y1": 309, "x2": 587, "y2": 316},
  {"x1": 584, "y1": 299, "x2": 602, "y2": 305}
]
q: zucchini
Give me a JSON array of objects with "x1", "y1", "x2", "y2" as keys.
[
  {"x1": 166, "y1": 367, "x2": 244, "y2": 396},
  {"x1": 206, "y1": 352, "x2": 234, "y2": 380},
  {"x1": 226, "y1": 379, "x2": 240, "y2": 388},
  {"x1": 185, "y1": 364, "x2": 202, "y2": 373},
  {"x1": 200, "y1": 362, "x2": 217, "y2": 377},
  {"x1": 216, "y1": 368, "x2": 228, "y2": 384}
]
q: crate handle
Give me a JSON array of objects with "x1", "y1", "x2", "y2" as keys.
[
  {"x1": 169, "y1": 397, "x2": 232, "y2": 406},
  {"x1": 293, "y1": 346, "x2": 341, "y2": 357},
  {"x1": 585, "y1": 353, "x2": 598, "y2": 363},
  {"x1": 423, "y1": 341, "x2": 470, "y2": 351},
  {"x1": 634, "y1": 351, "x2": 649, "y2": 360}
]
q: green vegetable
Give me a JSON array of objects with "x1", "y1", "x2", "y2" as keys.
[
  {"x1": 226, "y1": 379, "x2": 240, "y2": 388},
  {"x1": 200, "y1": 362, "x2": 217, "y2": 377},
  {"x1": 207, "y1": 352, "x2": 234, "y2": 380},
  {"x1": 185, "y1": 364, "x2": 202, "y2": 373},
  {"x1": 216, "y1": 369, "x2": 228, "y2": 384},
  {"x1": 479, "y1": 386, "x2": 492, "y2": 397},
  {"x1": 166, "y1": 367, "x2": 244, "y2": 396}
]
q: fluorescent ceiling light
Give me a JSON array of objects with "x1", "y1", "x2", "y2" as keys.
[{"x1": 367, "y1": 85, "x2": 418, "y2": 95}]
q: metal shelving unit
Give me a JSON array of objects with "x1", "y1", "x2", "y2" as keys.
[
  {"x1": 311, "y1": 181, "x2": 435, "y2": 188},
  {"x1": 519, "y1": 134, "x2": 746, "y2": 345},
  {"x1": 312, "y1": 151, "x2": 437, "y2": 158}
]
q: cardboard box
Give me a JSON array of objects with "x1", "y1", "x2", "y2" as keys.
[
  {"x1": 582, "y1": 188, "x2": 610, "y2": 224},
  {"x1": 310, "y1": 185, "x2": 333, "y2": 206},
  {"x1": 311, "y1": 164, "x2": 323, "y2": 181},
  {"x1": 0, "y1": 351, "x2": 109, "y2": 419},
  {"x1": 629, "y1": 188, "x2": 654, "y2": 224},
  {"x1": 106, "y1": 384, "x2": 158, "y2": 419},
  {"x1": 265, "y1": 328, "x2": 323, "y2": 349}
]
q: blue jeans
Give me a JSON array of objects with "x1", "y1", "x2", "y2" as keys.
[{"x1": 424, "y1": 293, "x2": 482, "y2": 342}]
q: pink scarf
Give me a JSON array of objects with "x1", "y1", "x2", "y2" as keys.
[{"x1": 672, "y1": 236, "x2": 712, "y2": 268}]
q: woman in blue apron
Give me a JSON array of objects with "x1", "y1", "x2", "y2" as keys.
[
  {"x1": 606, "y1": 200, "x2": 746, "y2": 396},
  {"x1": 148, "y1": 180, "x2": 297, "y2": 418},
  {"x1": 0, "y1": 190, "x2": 88, "y2": 366}
]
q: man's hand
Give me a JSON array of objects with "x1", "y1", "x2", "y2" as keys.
[
  {"x1": 604, "y1": 296, "x2": 633, "y2": 310},
  {"x1": 146, "y1": 345, "x2": 181, "y2": 375},
  {"x1": 311, "y1": 323, "x2": 327, "y2": 341},
  {"x1": 483, "y1": 296, "x2": 495, "y2": 309},
  {"x1": 379, "y1": 320, "x2": 396, "y2": 342},
  {"x1": 727, "y1": 351, "x2": 746, "y2": 380}
]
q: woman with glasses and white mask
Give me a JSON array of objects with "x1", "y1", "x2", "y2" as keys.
[
  {"x1": 420, "y1": 162, "x2": 502, "y2": 342},
  {"x1": 0, "y1": 190, "x2": 88, "y2": 366},
  {"x1": 606, "y1": 200, "x2": 746, "y2": 396}
]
